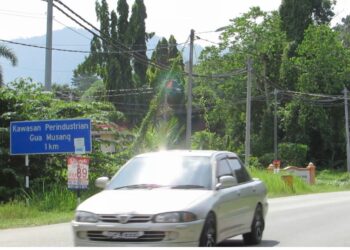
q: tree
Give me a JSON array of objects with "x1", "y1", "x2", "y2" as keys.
[
  {"x1": 129, "y1": 0, "x2": 148, "y2": 86},
  {"x1": 334, "y1": 15, "x2": 350, "y2": 48},
  {"x1": 71, "y1": 73, "x2": 100, "y2": 92},
  {"x1": 0, "y1": 44, "x2": 18, "y2": 86},
  {"x1": 194, "y1": 8, "x2": 287, "y2": 156},
  {"x1": 106, "y1": 10, "x2": 122, "y2": 96},
  {"x1": 168, "y1": 35, "x2": 184, "y2": 70},
  {"x1": 74, "y1": 0, "x2": 152, "y2": 124},
  {"x1": 117, "y1": 0, "x2": 132, "y2": 89},
  {"x1": 279, "y1": 0, "x2": 335, "y2": 43},
  {"x1": 280, "y1": 25, "x2": 350, "y2": 167}
]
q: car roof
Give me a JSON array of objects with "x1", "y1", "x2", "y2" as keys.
[{"x1": 135, "y1": 150, "x2": 237, "y2": 158}]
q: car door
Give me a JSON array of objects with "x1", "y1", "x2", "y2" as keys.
[
  {"x1": 214, "y1": 156, "x2": 245, "y2": 240},
  {"x1": 227, "y1": 157, "x2": 256, "y2": 231}
]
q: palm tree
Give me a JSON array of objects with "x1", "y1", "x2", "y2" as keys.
[{"x1": 0, "y1": 44, "x2": 18, "y2": 86}]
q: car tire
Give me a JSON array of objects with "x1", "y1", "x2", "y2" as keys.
[
  {"x1": 243, "y1": 205, "x2": 264, "y2": 245},
  {"x1": 199, "y1": 213, "x2": 216, "y2": 247}
]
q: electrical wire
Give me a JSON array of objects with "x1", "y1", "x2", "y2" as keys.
[
  {"x1": 195, "y1": 36, "x2": 221, "y2": 46},
  {"x1": 0, "y1": 38, "x2": 92, "y2": 53}
]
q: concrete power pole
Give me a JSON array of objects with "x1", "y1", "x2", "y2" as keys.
[
  {"x1": 344, "y1": 88, "x2": 350, "y2": 172},
  {"x1": 245, "y1": 58, "x2": 253, "y2": 167},
  {"x1": 45, "y1": 0, "x2": 53, "y2": 91},
  {"x1": 274, "y1": 88, "x2": 278, "y2": 160},
  {"x1": 186, "y1": 29, "x2": 195, "y2": 149}
]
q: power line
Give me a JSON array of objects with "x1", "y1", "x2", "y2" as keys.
[
  {"x1": 0, "y1": 9, "x2": 46, "y2": 19},
  {"x1": 0, "y1": 38, "x2": 92, "y2": 53},
  {"x1": 0, "y1": 38, "x2": 187, "y2": 55},
  {"x1": 195, "y1": 35, "x2": 221, "y2": 46}
]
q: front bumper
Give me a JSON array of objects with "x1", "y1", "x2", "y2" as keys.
[{"x1": 72, "y1": 219, "x2": 205, "y2": 247}]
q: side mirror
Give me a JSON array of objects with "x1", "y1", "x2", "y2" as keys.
[
  {"x1": 95, "y1": 177, "x2": 109, "y2": 189},
  {"x1": 216, "y1": 175, "x2": 238, "y2": 190}
]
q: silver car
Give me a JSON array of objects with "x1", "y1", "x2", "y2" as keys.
[{"x1": 72, "y1": 150, "x2": 268, "y2": 247}]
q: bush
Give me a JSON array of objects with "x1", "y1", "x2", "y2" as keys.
[
  {"x1": 0, "y1": 168, "x2": 20, "y2": 202},
  {"x1": 259, "y1": 153, "x2": 275, "y2": 168},
  {"x1": 278, "y1": 143, "x2": 308, "y2": 167},
  {"x1": 247, "y1": 156, "x2": 262, "y2": 168}
]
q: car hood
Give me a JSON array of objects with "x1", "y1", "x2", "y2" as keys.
[{"x1": 77, "y1": 189, "x2": 213, "y2": 215}]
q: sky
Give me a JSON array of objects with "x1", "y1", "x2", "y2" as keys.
[{"x1": 0, "y1": 0, "x2": 349, "y2": 47}]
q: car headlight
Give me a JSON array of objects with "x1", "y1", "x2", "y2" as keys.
[
  {"x1": 75, "y1": 211, "x2": 99, "y2": 223},
  {"x1": 153, "y1": 212, "x2": 197, "y2": 223}
]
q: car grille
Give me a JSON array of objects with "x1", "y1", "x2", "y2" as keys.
[
  {"x1": 87, "y1": 231, "x2": 166, "y2": 242},
  {"x1": 98, "y1": 214, "x2": 152, "y2": 223}
]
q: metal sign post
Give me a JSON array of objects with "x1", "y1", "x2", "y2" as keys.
[{"x1": 25, "y1": 154, "x2": 29, "y2": 188}]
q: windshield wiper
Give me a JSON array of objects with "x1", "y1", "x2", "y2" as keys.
[
  {"x1": 114, "y1": 184, "x2": 163, "y2": 190},
  {"x1": 170, "y1": 184, "x2": 206, "y2": 189}
]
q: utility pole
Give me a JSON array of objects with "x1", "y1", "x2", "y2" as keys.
[
  {"x1": 262, "y1": 56, "x2": 269, "y2": 107},
  {"x1": 245, "y1": 58, "x2": 252, "y2": 167},
  {"x1": 344, "y1": 88, "x2": 350, "y2": 172},
  {"x1": 186, "y1": 29, "x2": 194, "y2": 149},
  {"x1": 274, "y1": 88, "x2": 278, "y2": 160},
  {"x1": 45, "y1": 0, "x2": 53, "y2": 91}
]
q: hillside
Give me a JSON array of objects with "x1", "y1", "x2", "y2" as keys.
[{"x1": 1, "y1": 28, "x2": 202, "y2": 85}]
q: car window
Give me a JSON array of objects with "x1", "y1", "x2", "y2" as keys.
[
  {"x1": 217, "y1": 158, "x2": 232, "y2": 178},
  {"x1": 227, "y1": 158, "x2": 251, "y2": 183},
  {"x1": 107, "y1": 155, "x2": 212, "y2": 190}
]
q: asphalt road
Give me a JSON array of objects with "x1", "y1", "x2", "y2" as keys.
[{"x1": 1, "y1": 191, "x2": 350, "y2": 247}]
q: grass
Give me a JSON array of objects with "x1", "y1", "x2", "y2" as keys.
[
  {"x1": 0, "y1": 185, "x2": 92, "y2": 229},
  {"x1": 249, "y1": 168, "x2": 350, "y2": 198},
  {"x1": 0, "y1": 201, "x2": 73, "y2": 229},
  {"x1": 1, "y1": 169, "x2": 350, "y2": 229}
]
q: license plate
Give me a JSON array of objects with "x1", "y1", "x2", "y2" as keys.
[{"x1": 103, "y1": 231, "x2": 144, "y2": 239}]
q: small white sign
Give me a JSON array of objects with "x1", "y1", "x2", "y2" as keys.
[
  {"x1": 284, "y1": 168, "x2": 311, "y2": 183},
  {"x1": 74, "y1": 138, "x2": 86, "y2": 154}
]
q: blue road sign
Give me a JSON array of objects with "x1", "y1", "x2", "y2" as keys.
[{"x1": 10, "y1": 119, "x2": 92, "y2": 155}]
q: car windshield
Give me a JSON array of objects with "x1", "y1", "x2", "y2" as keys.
[{"x1": 107, "y1": 154, "x2": 212, "y2": 190}]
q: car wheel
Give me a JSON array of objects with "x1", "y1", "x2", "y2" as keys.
[
  {"x1": 199, "y1": 213, "x2": 216, "y2": 247},
  {"x1": 243, "y1": 205, "x2": 264, "y2": 245}
]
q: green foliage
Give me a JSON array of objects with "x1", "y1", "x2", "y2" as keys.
[
  {"x1": 0, "y1": 44, "x2": 18, "y2": 85},
  {"x1": 279, "y1": 0, "x2": 335, "y2": 43},
  {"x1": 278, "y1": 143, "x2": 308, "y2": 166},
  {"x1": 192, "y1": 131, "x2": 229, "y2": 151},
  {"x1": 259, "y1": 153, "x2": 275, "y2": 168},
  {"x1": 194, "y1": 7, "x2": 287, "y2": 158},
  {"x1": 51, "y1": 84, "x2": 80, "y2": 101},
  {"x1": 71, "y1": 73, "x2": 100, "y2": 92},
  {"x1": 140, "y1": 118, "x2": 184, "y2": 152},
  {"x1": 279, "y1": 25, "x2": 350, "y2": 167},
  {"x1": 81, "y1": 80, "x2": 106, "y2": 102},
  {"x1": 0, "y1": 79, "x2": 132, "y2": 202},
  {"x1": 129, "y1": 0, "x2": 148, "y2": 86},
  {"x1": 117, "y1": 0, "x2": 132, "y2": 90},
  {"x1": 316, "y1": 170, "x2": 350, "y2": 187},
  {"x1": 248, "y1": 167, "x2": 313, "y2": 197},
  {"x1": 334, "y1": 15, "x2": 350, "y2": 48},
  {"x1": 0, "y1": 168, "x2": 19, "y2": 202}
]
